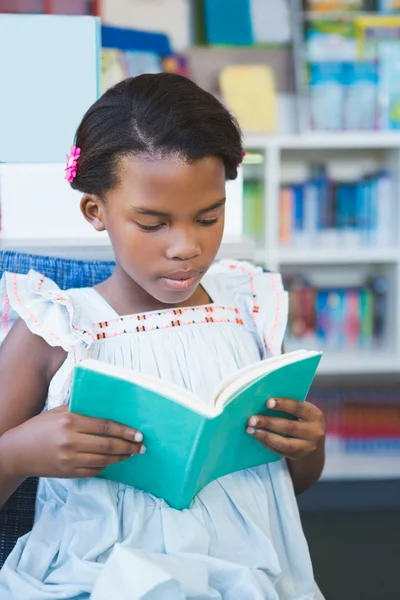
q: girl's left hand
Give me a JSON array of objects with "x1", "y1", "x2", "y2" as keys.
[{"x1": 246, "y1": 398, "x2": 325, "y2": 460}]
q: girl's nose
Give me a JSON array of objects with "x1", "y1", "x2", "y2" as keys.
[{"x1": 165, "y1": 228, "x2": 201, "y2": 261}]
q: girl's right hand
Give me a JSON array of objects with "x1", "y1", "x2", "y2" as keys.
[{"x1": 0, "y1": 406, "x2": 145, "y2": 480}]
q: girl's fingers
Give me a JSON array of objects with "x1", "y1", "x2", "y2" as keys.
[
  {"x1": 247, "y1": 428, "x2": 309, "y2": 458},
  {"x1": 73, "y1": 449, "x2": 144, "y2": 470},
  {"x1": 65, "y1": 411, "x2": 144, "y2": 443},
  {"x1": 264, "y1": 398, "x2": 321, "y2": 423},
  {"x1": 76, "y1": 435, "x2": 144, "y2": 457},
  {"x1": 247, "y1": 415, "x2": 315, "y2": 440}
]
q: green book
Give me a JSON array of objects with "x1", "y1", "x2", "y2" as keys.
[{"x1": 69, "y1": 349, "x2": 322, "y2": 510}]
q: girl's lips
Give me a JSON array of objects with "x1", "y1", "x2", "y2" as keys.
[{"x1": 160, "y1": 275, "x2": 199, "y2": 291}]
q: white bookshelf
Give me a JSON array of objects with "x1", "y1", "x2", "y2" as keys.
[
  {"x1": 243, "y1": 132, "x2": 400, "y2": 377},
  {"x1": 1, "y1": 132, "x2": 399, "y2": 485},
  {"x1": 0, "y1": 235, "x2": 256, "y2": 263},
  {"x1": 322, "y1": 453, "x2": 400, "y2": 481},
  {"x1": 246, "y1": 131, "x2": 400, "y2": 150},
  {"x1": 2, "y1": 132, "x2": 400, "y2": 378}
]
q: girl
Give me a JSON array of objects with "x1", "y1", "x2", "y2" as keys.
[{"x1": 0, "y1": 74, "x2": 325, "y2": 600}]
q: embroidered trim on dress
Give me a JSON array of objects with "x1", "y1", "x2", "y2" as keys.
[{"x1": 93, "y1": 305, "x2": 245, "y2": 340}]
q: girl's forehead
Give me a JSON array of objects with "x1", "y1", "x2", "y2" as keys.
[
  {"x1": 118, "y1": 155, "x2": 225, "y2": 185},
  {"x1": 108, "y1": 155, "x2": 226, "y2": 212}
]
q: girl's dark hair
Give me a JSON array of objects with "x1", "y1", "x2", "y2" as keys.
[{"x1": 70, "y1": 73, "x2": 243, "y2": 196}]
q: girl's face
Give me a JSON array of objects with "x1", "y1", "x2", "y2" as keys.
[{"x1": 82, "y1": 155, "x2": 226, "y2": 305}]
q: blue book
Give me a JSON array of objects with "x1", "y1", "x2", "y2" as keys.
[
  {"x1": 314, "y1": 169, "x2": 329, "y2": 231},
  {"x1": 69, "y1": 350, "x2": 321, "y2": 510},
  {"x1": 204, "y1": 0, "x2": 253, "y2": 45},
  {"x1": 293, "y1": 184, "x2": 304, "y2": 233},
  {"x1": 316, "y1": 290, "x2": 329, "y2": 345},
  {"x1": 0, "y1": 15, "x2": 100, "y2": 163},
  {"x1": 337, "y1": 184, "x2": 349, "y2": 230},
  {"x1": 101, "y1": 25, "x2": 172, "y2": 56},
  {"x1": 355, "y1": 180, "x2": 369, "y2": 243}
]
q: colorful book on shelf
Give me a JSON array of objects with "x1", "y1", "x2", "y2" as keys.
[
  {"x1": 379, "y1": 0, "x2": 400, "y2": 12},
  {"x1": 310, "y1": 386, "x2": 400, "y2": 453},
  {"x1": 306, "y1": 21, "x2": 356, "y2": 62},
  {"x1": 378, "y1": 42, "x2": 400, "y2": 130},
  {"x1": 354, "y1": 15, "x2": 400, "y2": 60},
  {"x1": 101, "y1": 48, "x2": 127, "y2": 94},
  {"x1": 279, "y1": 170, "x2": 394, "y2": 248},
  {"x1": 204, "y1": 0, "x2": 253, "y2": 45},
  {"x1": 101, "y1": 24, "x2": 172, "y2": 56},
  {"x1": 243, "y1": 179, "x2": 264, "y2": 247},
  {"x1": 306, "y1": 1, "x2": 363, "y2": 10},
  {"x1": 69, "y1": 350, "x2": 322, "y2": 510},
  {"x1": 285, "y1": 276, "x2": 388, "y2": 353}
]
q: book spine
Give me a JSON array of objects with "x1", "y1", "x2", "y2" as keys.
[
  {"x1": 180, "y1": 416, "x2": 217, "y2": 506},
  {"x1": 279, "y1": 187, "x2": 293, "y2": 245}
]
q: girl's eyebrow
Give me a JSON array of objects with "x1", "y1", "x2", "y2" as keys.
[{"x1": 132, "y1": 198, "x2": 226, "y2": 218}]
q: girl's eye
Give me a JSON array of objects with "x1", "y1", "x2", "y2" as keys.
[
  {"x1": 198, "y1": 218, "x2": 219, "y2": 227},
  {"x1": 136, "y1": 223, "x2": 165, "y2": 232}
]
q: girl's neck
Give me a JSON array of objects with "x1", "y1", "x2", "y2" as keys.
[{"x1": 94, "y1": 263, "x2": 212, "y2": 317}]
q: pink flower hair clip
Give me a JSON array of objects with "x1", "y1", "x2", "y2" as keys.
[
  {"x1": 64, "y1": 146, "x2": 81, "y2": 182},
  {"x1": 238, "y1": 150, "x2": 246, "y2": 167}
]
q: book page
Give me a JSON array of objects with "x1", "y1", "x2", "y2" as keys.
[
  {"x1": 80, "y1": 359, "x2": 216, "y2": 417},
  {"x1": 212, "y1": 350, "x2": 319, "y2": 408}
]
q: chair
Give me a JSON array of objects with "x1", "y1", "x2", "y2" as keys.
[{"x1": 0, "y1": 251, "x2": 115, "y2": 569}]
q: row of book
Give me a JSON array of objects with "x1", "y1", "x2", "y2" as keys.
[
  {"x1": 0, "y1": 0, "x2": 93, "y2": 13},
  {"x1": 279, "y1": 169, "x2": 394, "y2": 248},
  {"x1": 306, "y1": 13, "x2": 400, "y2": 130},
  {"x1": 285, "y1": 275, "x2": 387, "y2": 352},
  {"x1": 306, "y1": 1, "x2": 400, "y2": 13},
  {"x1": 101, "y1": 48, "x2": 189, "y2": 95},
  {"x1": 310, "y1": 386, "x2": 400, "y2": 453}
]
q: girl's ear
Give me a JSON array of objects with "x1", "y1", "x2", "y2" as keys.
[{"x1": 80, "y1": 194, "x2": 106, "y2": 232}]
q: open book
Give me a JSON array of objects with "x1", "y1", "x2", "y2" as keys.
[{"x1": 69, "y1": 349, "x2": 322, "y2": 509}]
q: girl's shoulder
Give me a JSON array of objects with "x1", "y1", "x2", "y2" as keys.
[
  {"x1": 0, "y1": 269, "x2": 100, "y2": 360},
  {"x1": 205, "y1": 260, "x2": 288, "y2": 357},
  {"x1": 207, "y1": 259, "x2": 285, "y2": 294}
]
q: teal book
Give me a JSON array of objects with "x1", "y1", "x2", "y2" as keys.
[{"x1": 69, "y1": 349, "x2": 322, "y2": 510}]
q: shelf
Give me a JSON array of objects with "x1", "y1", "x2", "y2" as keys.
[
  {"x1": 321, "y1": 453, "x2": 400, "y2": 481},
  {"x1": 244, "y1": 132, "x2": 400, "y2": 150},
  {"x1": 0, "y1": 236, "x2": 255, "y2": 262},
  {"x1": 317, "y1": 354, "x2": 399, "y2": 375},
  {"x1": 277, "y1": 248, "x2": 400, "y2": 265}
]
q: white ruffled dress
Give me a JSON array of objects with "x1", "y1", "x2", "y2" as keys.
[{"x1": 0, "y1": 260, "x2": 317, "y2": 600}]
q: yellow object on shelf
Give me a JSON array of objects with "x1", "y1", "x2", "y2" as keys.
[{"x1": 219, "y1": 65, "x2": 277, "y2": 134}]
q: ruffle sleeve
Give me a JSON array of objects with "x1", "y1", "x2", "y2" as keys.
[
  {"x1": 207, "y1": 260, "x2": 289, "y2": 357},
  {"x1": 0, "y1": 270, "x2": 96, "y2": 361}
]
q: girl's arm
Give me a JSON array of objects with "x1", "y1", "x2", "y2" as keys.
[
  {"x1": 286, "y1": 435, "x2": 325, "y2": 495},
  {"x1": 246, "y1": 344, "x2": 325, "y2": 495},
  {"x1": 0, "y1": 319, "x2": 62, "y2": 506},
  {"x1": 247, "y1": 397, "x2": 325, "y2": 495},
  {"x1": 0, "y1": 319, "x2": 145, "y2": 510}
]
